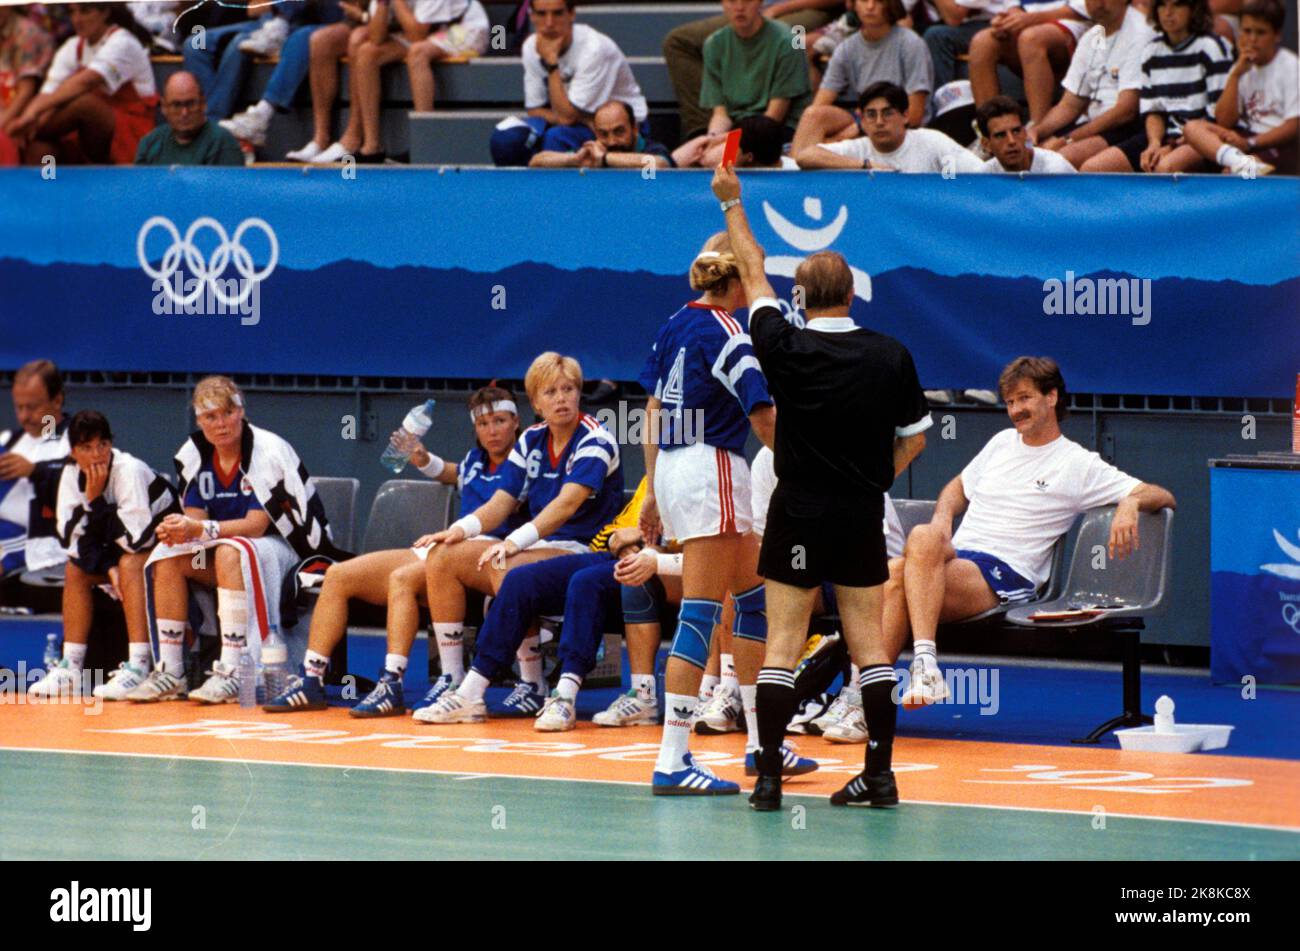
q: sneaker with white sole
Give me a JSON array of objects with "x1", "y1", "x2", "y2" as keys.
[
  {"x1": 900, "y1": 662, "x2": 950, "y2": 709},
  {"x1": 190, "y1": 662, "x2": 241, "y2": 705},
  {"x1": 652, "y1": 752, "x2": 739, "y2": 796},
  {"x1": 411, "y1": 672, "x2": 457, "y2": 711},
  {"x1": 286, "y1": 140, "x2": 325, "y2": 162},
  {"x1": 219, "y1": 108, "x2": 270, "y2": 148},
  {"x1": 808, "y1": 686, "x2": 860, "y2": 736},
  {"x1": 489, "y1": 681, "x2": 547, "y2": 717},
  {"x1": 694, "y1": 683, "x2": 743, "y2": 735},
  {"x1": 744, "y1": 741, "x2": 820, "y2": 777},
  {"x1": 534, "y1": 692, "x2": 576, "y2": 732},
  {"x1": 412, "y1": 691, "x2": 486, "y2": 724},
  {"x1": 592, "y1": 690, "x2": 658, "y2": 727},
  {"x1": 310, "y1": 142, "x2": 353, "y2": 164},
  {"x1": 237, "y1": 16, "x2": 289, "y2": 56},
  {"x1": 27, "y1": 659, "x2": 82, "y2": 698},
  {"x1": 93, "y1": 662, "x2": 148, "y2": 700},
  {"x1": 127, "y1": 668, "x2": 188, "y2": 702},
  {"x1": 824, "y1": 703, "x2": 869, "y2": 743}
]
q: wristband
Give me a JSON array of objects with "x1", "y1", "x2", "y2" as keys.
[
  {"x1": 417, "y1": 452, "x2": 446, "y2": 479},
  {"x1": 451, "y1": 514, "x2": 482, "y2": 538},
  {"x1": 203, "y1": 520, "x2": 220, "y2": 541},
  {"x1": 655, "y1": 552, "x2": 683, "y2": 576},
  {"x1": 505, "y1": 521, "x2": 540, "y2": 552},
  {"x1": 720, "y1": 198, "x2": 740, "y2": 212}
]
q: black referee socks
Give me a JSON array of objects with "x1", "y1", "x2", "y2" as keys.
[
  {"x1": 858, "y1": 665, "x2": 898, "y2": 776},
  {"x1": 755, "y1": 667, "x2": 797, "y2": 776}
]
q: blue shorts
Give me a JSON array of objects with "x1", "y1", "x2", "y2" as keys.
[{"x1": 954, "y1": 549, "x2": 1036, "y2": 603}]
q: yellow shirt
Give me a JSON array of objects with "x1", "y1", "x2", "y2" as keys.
[{"x1": 589, "y1": 476, "x2": 647, "y2": 552}]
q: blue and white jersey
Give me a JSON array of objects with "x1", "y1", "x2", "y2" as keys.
[
  {"x1": 182, "y1": 454, "x2": 263, "y2": 521},
  {"x1": 499, "y1": 415, "x2": 623, "y2": 545},
  {"x1": 457, "y1": 445, "x2": 527, "y2": 533},
  {"x1": 639, "y1": 301, "x2": 772, "y2": 455}
]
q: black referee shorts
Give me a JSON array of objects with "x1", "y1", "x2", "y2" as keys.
[{"x1": 758, "y1": 484, "x2": 888, "y2": 589}]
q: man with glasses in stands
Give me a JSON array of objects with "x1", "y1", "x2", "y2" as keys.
[{"x1": 135, "y1": 70, "x2": 243, "y2": 166}]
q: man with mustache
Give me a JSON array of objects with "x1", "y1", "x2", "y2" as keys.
[{"x1": 892, "y1": 356, "x2": 1176, "y2": 709}]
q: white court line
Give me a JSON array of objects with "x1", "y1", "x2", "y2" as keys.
[{"x1": 2, "y1": 744, "x2": 1296, "y2": 837}]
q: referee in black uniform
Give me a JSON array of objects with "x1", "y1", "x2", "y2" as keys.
[{"x1": 709, "y1": 166, "x2": 932, "y2": 812}]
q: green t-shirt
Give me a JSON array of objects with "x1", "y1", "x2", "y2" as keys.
[
  {"x1": 699, "y1": 19, "x2": 811, "y2": 128},
  {"x1": 134, "y1": 121, "x2": 245, "y2": 167}
]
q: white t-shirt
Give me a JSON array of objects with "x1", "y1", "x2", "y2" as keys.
[
  {"x1": 522, "y1": 23, "x2": 647, "y2": 122},
  {"x1": 1223, "y1": 47, "x2": 1300, "y2": 135},
  {"x1": 750, "y1": 446, "x2": 903, "y2": 557},
  {"x1": 1062, "y1": 7, "x2": 1155, "y2": 121},
  {"x1": 982, "y1": 146, "x2": 1077, "y2": 173},
  {"x1": 41, "y1": 26, "x2": 155, "y2": 99},
  {"x1": 822, "y1": 127, "x2": 987, "y2": 173},
  {"x1": 951, "y1": 429, "x2": 1141, "y2": 588},
  {"x1": 0, "y1": 427, "x2": 72, "y2": 571}
]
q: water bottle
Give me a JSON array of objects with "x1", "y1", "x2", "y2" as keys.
[
  {"x1": 43, "y1": 633, "x2": 60, "y2": 671},
  {"x1": 380, "y1": 399, "x2": 437, "y2": 474},
  {"x1": 237, "y1": 649, "x2": 257, "y2": 709},
  {"x1": 262, "y1": 625, "x2": 289, "y2": 703}
]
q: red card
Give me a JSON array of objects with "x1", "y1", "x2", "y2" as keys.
[{"x1": 720, "y1": 128, "x2": 742, "y2": 168}]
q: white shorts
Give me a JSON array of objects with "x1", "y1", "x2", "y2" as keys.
[
  {"x1": 395, "y1": 0, "x2": 490, "y2": 57},
  {"x1": 655, "y1": 442, "x2": 752, "y2": 543}
]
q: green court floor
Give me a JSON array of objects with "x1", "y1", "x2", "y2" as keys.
[{"x1": 1, "y1": 751, "x2": 1292, "y2": 860}]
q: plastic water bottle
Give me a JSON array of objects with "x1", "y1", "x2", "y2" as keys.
[
  {"x1": 380, "y1": 399, "x2": 437, "y2": 474},
  {"x1": 43, "y1": 633, "x2": 60, "y2": 670},
  {"x1": 237, "y1": 650, "x2": 257, "y2": 709},
  {"x1": 262, "y1": 625, "x2": 289, "y2": 703}
]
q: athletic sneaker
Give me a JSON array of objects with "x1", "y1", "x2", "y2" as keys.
[
  {"x1": 744, "y1": 742, "x2": 819, "y2": 777},
  {"x1": 127, "y1": 668, "x2": 188, "y2": 702},
  {"x1": 237, "y1": 16, "x2": 289, "y2": 56},
  {"x1": 824, "y1": 704, "x2": 869, "y2": 744},
  {"x1": 900, "y1": 662, "x2": 950, "y2": 709},
  {"x1": 190, "y1": 662, "x2": 241, "y2": 705},
  {"x1": 808, "y1": 686, "x2": 860, "y2": 736},
  {"x1": 749, "y1": 775, "x2": 781, "y2": 812},
  {"x1": 592, "y1": 690, "x2": 658, "y2": 727},
  {"x1": 534, "y1": 692, "x2": 576, "y2": 732},
  {"x1": 830, "y1": 771, "x2": 899, "y2": 807},
  {"x1": 786, "y1": 692, "x2": 833, "y2": 735},
  {"x1": 694, "y1": 683, "x2": 743, "y2": 735},
  {"x1": 263, "y1": 673, "x2": 327, "y2": 712},
  {"x1": 412, "y1": 691, "x2": 486, "y2": 724},
  {"x1": 219, "y1": 108, "x2": 270, "y2": 147},
  {"x1": 27, "y1": 659, "x2": 81, "y2": 698},
  {"x1": 688, "y1": 688, "x2": 712, "y2": 728},
  {"x1": 93, "y1": 662, "x2": 148, "y2": 700},
  {"x1": 411, "y1": 673, "x2": 457, "y2": 711},
  {"x1": 651, "y1": 753, "x2": 740, "y2": 796},
  {"x1": 490, "y1": 681, "x2": 547, "y2": 717},
  {"x1": 350, "y1": 670, "x2": 405, "y2": 718}
]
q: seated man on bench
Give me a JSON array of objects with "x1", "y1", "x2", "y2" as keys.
[{"x1": 889, "y1": 355, "x2": 1176, "y2": 708}]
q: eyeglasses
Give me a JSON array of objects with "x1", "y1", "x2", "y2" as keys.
[{"x1": 163, "y1": 99, "x2": 203, "y2": 112}]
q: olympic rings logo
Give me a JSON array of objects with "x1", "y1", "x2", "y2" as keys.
[
  {"x1": 1283, "y1": 604, "x2": 1300, "y2": 635},
  {"x1": 137, "y1": 216, "x2": 279, "y2": 308}
]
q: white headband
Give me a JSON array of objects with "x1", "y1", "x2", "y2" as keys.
[
  {"x1": 471, "y1": 400, "x2": 518, "y2": 420},
  {"x1": 196, "y1": 393, "x2": 243, "y2": 412}
]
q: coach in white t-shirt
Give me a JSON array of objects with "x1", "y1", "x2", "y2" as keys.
[
  {"x1": 796, "y1": 80, "x2": 987, "y2": 173},
  {"x1": 977, "y1": 95, "x2": 1077, "y2": 172},
  {"x1": 888, "y1": 356, "x2": 1175, "y2": 709},
  {"x1": 490, "y1": 0, "x2": 646, "y2": 166}
]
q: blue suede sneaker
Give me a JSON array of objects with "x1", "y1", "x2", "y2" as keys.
[
  {"x1": 263, "y1": 671, "x2": 327, "y2": 713},
  {"x1": 349, "y1": 670, "x2": 405, "y2": 718},
  {"x1": 652, "y1": 753, "x2": 740, "y2": 796},
  {"x1": 412, "y1": 673, "x2": 456, "y2": 711},
  {"x1": 744, "y1": 742, "x2": 820, "y2": 777},
  {"x1": 489, "y1": 681, "x2": 547, "y2": 717}
]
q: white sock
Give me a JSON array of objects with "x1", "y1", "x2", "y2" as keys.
[
  {"x1": 631, "y1": 673, "x2": 655, "y2": 702},
  {"x1": 157, "y1": 619, "x2": 186, "y2": 675},
  {"x1": 63, "y1": 641, "x2": 87, "y2": 672},
  {"x1": 656, "y1": 692, "x2": 696, "y2": 773},
  {"x1": 849, "y1": 662, "x2": 860, "y2": 684},
  {"x1": 720, "y1": 653, "x2": 738, "y2": 690},
  {"x1": 128, "y1": 642, "x2": 152, "y2": 671},
  {"x1": 1215, "y1": 143, "x2": 1249, "y2": 172},
  {"x1": 433, "y1": 622, "x2": 464, "y2": 683},
  {"x1": 252, "y1": 99, "x2": 274, "y2": 120},
  {"x1": 384, "y1": 653, "x2": 408, "y2": 677},
  {"x1": 913, "y1": 638, "x2": 939, "y2": 671},
  {"x1": 517, "y1": 633, "x2": 543, "y2": 690},
  {"x1": 740, "y1": 683, "x2": 759, "y2": 752},
  {"x1": 216, "y1": 588, "x2": 248, "y2": 668},
  {"x1": 699, "y1": 674, "x2": 719, "y2": 699},
  {"x1": 304, "y1": 649, "x2": 330, "y2": 680},
  {"x1": 457, "y1": 669, "x2": 490, "y2": 702},
  {"x1": 557, "y1": 672, "x2": 582, "y2": 701}
]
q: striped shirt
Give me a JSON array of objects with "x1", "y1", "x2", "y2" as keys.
[{"x1": 1140, "y1": 32, "x2": 1233, "y2": 134}]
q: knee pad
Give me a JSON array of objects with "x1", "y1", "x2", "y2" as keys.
[
  {"x1": 732, "y1": 583, "x2": 767, "y2": 643},
  {"x1": 621, "y1": 581, "x2": 660, "y2": 625},
  {"x1": 669, "y1": 598, "x2": 722, "y2": 669}
]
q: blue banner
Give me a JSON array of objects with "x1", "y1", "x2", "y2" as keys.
[{"x1": 1, "y1": 168, "x2": 1295, "y2": 396}]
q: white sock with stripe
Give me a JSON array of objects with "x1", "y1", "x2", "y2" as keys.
[
  {"x1": 720, "y1": 653, "x2": 738, "y2": 691},
  {"x1": 698, "y1": 674, "x2": 719, "y2": 700},
  {"x1": 457, "y1": 669, "x2": 490, "y2": 703},
  {"x1": 304, "y1": 649, "x2": 330, "y2": 680},
  {"x1": 157, "y1": 619, "x2": 186, "y2": 675},
  {"x1": 912, "y1": 639, "x2": 938, "y2": 672},
  {"x1": 433, "y1": 622, "x2": 464, "y2": 683},
  {"x1": 556, "y1": 672, "x2": 582, "y2": 702},
  {"x1": 128, "y1": 642, "x2": 153, "y2": 671},
  {"x1": 62, "y1": 641, "x2": 87, "y2": 672},
  {"x1": 517, "y1": 633, "x2": 544, "y2": 691},
  {"x1": 216, "y1": 588, "x2": 248, "y2": 668},
  {"x1": 656, "y1": 692, "x2": 696, "y2": 774},
  {"x1": 384, "y1": 653, "x2": 408, "y2": 678}
]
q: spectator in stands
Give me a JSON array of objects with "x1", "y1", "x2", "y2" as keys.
[
  {"x1": 8, "y1": 2, "x2": 156, "y2": 165},
  {"x1": 27, "y1": 411, "x2": 180, "y2": 700},
  {"x1": 925, "y1": 0, "x2": 1008, "y2": 94},
  {"x1": 135, "y1": 71, "x2": 244, "y2": 166},
  {"x1": 790, "y1": 0, "x2": 932, "y2": 155},
  {"x1": 1028, "y1": 0, "x2": 1156, "y2": 168},
  {"x1": 884, "y1": 356, "x2": 1175, "y2": 710},
  {"x1": 530, "y1": 99, "x2": 672, "y2": 167},
  {"x1": 403, "y1": 0, "x2": 491, "y2": 113},
  {"x1": 796, "y1": 80, "x2": 986, "y2": 170},
  {"x1": 129, "y1": 1, "x2": 183, "y2": 54},
  {"x1": 0, "y1": 360, "x2": 70, "y2": 579},
  {"x1": 490, "y1": 0, "x2": 647, "y2": 167},
  {"x1": 671, "y1": 0, "x2": 812, "y2": 168},
  {"x1": 284, "y1": 1, "x2": 369, "y2": 162},
  {"x1": 0, "y1": 5, "x2": 54, "y2": 166},
  {"x1": 664, "y1": 0, "x2": 844, "y2": 140},
  {"x1": 735, "y1": 113, "x2": 801, "y2": 167},
  {"x1": 967, "y1": 1, "x2": 1091, "y2": 125},
  {"x1": 978, "y1": 94, "x2": 1076, "y2": 170},
  {"x1": 1081, "y1": 0, "x2": 1232, "y2": 172},
  {"x1": 1184, "y1": 0, "x2": 1297, "y2": 176}
]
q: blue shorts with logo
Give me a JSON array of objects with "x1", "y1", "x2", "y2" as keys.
[{"x1": 955, "y1": 549, "x2": 1036, "y2": 603}]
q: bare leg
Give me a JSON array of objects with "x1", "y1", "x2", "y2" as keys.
[
  {"x1": 662, "y1": 534, "x2": 739, "y2": 698},
  {"x1": 1154, "y1": 142, "x2": 1207, "y2": 172},
  {"x1": 1060, "y1": 135, "x2": 1109, "y2": 168},
  {"x1": 355, "y1": 38, "x2": 406, "y2": 154},
  {"x1": 406, "y1": 40, "x2": 441, "y2": 112},
  {"x1": 117, "y1": 552, "x2": 151, "y2": 643},
  {"x1": 1018, "y1": 25, "x2": 1070, "y2": 125},
  {"x1": 337, "y1": 25, "x2": 369, "y2": 150},
  {"x1": 791, "y1": 103, "x2": 857, "y2": 155},
  {"x1": 308, "y1": 548, "x2": 416, "y2": 655},
  {"x1": 308, "y1": 23, "x2": 349, "y2": 148},
  {"x1": 61, "y1": 561, "x2": 100, "y2": 644},
  {"x1": 1081, "y1": 145, "x2": 1135, "y2": 172},
  {"x1": 30, "y1": 92, "x2": 116, "y2": 163},
  {"x1": 968, "y1": 28, "x2": 1010, "y2": 105}
]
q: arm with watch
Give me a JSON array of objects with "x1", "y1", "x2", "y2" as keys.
[
  {"x1": 155, "y1": 506, "x2": 272, "y2": 547},
  {"x1": 1030, "y1": 90, "x2": 1088, "y2": 149},
  {"x1": 529, "y1": 44, "x2": 593, "y2": 128}
]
